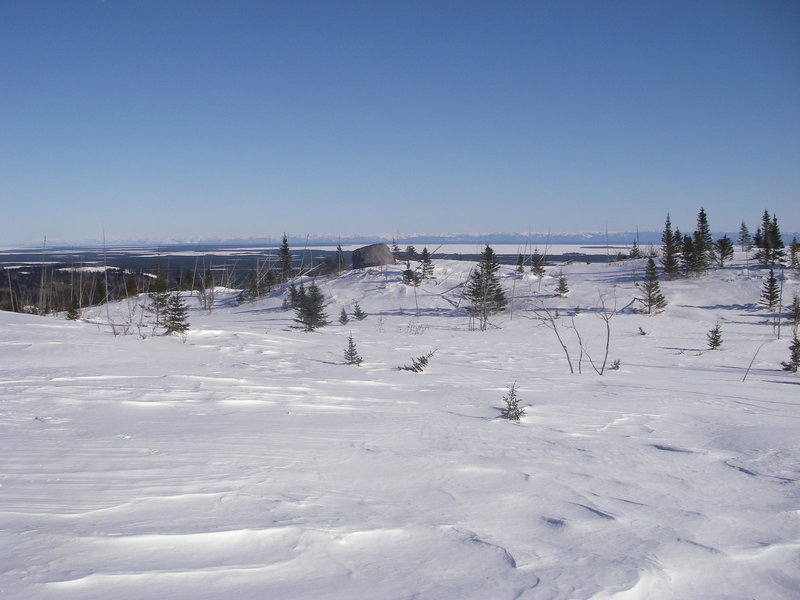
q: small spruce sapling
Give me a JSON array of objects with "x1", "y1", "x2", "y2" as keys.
[
  {"x1": 555, "y1": 273, "x2": 569, "y2": 297},
  {"x1": 339, "y1": 307, "x2": 349, "y2": 325},
  {"x1": 781, "y1": 336, "x2": 800, "y2": 372},
  {"x1": 760, "y1": 270, "x2": 779, "y2": 310},
  {"x1": 401, "y1": 350, "x2": 436, "y2": 372},
  {"x1": 351, "y1": 301, "x2": 367, "y2": 320},
  {"x1": 707, "y1": 323, "x2": 722, "y2": 350},
  {"x1": 165, "y1": 292, "x2": 190, "y2": 334},
  {"x1": 344, "y1": 333, "x2": 363, "y2": 366},
  {"x1": 66, "y1": 296, "x2": 80, "y2": 320},
  {"x1": 499, "y1": 382, "x2": 525, "y2": 421}
]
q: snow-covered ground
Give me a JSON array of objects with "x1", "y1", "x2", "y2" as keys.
[{"x1": 2, "y1": 255, "x2": 798, "y2": 599}]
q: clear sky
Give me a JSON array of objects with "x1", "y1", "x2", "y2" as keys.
[{"x1": 2, "y1": 1, "x2": 798, "y2": 245}]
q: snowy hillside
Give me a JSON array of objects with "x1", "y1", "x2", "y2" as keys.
[{"x1": 2, "y1": 256, "x2": 798, "y2": 599}]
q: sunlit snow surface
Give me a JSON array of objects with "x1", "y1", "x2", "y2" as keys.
[{"x1": 2, "y1": 257, "x2": 798, "y2": 599}]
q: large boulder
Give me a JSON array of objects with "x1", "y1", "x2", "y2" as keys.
[{"x1": 351, "y1": 243, "x2": 395, "y2": 269}]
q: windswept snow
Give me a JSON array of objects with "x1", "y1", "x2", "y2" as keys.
[{"x1": 1, "y1": 256, "x2": 798, "y2": 599}]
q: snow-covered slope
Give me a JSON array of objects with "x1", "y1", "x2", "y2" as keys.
[{"x1": 2, "y1": 256, "x2": 798, "y2": 599}]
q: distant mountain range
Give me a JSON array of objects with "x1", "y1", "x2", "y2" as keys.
[{"x1": 11, "y1": 230, "x2": 798, "y2": 249}]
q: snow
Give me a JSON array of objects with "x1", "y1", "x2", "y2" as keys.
[{"x1": 2, "y1": 255, "x2": 798, "y2": 599}]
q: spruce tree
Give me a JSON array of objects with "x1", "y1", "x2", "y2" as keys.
[
  {"x1": 339, "y1": 307, "x2": 349, "y2": 325},
  {"x1": 343, "y1": 333, "x2": 363, "y2": 365},
  {"x1": 351, "y1": 301, "x2": 367, "y2": 321},
  {"x1": 165, "y1": 292, "x2": 190, "y2": 334},
  {"x1": 402, "y1": 261, "x2": 420, "y2": 286},
  {"x1": 715, "y1": 235, "x2": 734, "y2": 267},
  {"x1": 692, "y1": 207, "x2": 713, "y2": 272},
  {"x1": 294, "y1": 280, "x2": 328, "y2": 331},
  {"x1": 93, "y1": 277, "x2": 108, "y2": 306},
  {"x1": 781, "y1": 336, "x2": 800, "y2": 372},
  {"x1": 760, "y1": 269, "x2": 779, "y2": 310},
  {"x1": 405, "y1": 245, "x2": 417, "y2": 261},
  {"x1": 335, "y1": 244, "x2": 346, "y2": 274},
  {"x1": 149, "y1": 266, "x2": 169, "y2": 326},
  {"x1": 287, "y1": 282, "x2": 300, "y2": 308},
  {"x1": 754, "y1": 211, "x2": 785, "y2": 266},
  {"x1": 707, "y1": 323, "x2": 722, "y2": 350},
  {"x1": 499, "y1": 383, "x2": 525, "y2": 421},
  {"x1": 516, "y1": 253, "x2": 525, "y2": 274},
  {"x1": 681, "y1": 235, "x2": 699, "y2": 275},
  {"x1": 465, "y1": 245, "x2": 507, "y2": 330},
  {"x1": 661, "y1": 214, "x2": 680, "y2": 276},
  {"x1": 739, "y1": 221, "x2": 752, "y2": 253},
  {"x1": 280, "y1": 233, "x2": 292, "y2": 282},
  {"x1": 637, "y1": 258, "x2": 667, "y2": 315},
  {"x1": 66, "y1": 295, "x2": 80, "y2": 320},
  {"x1": 124, "y1": 272, "x2": 138, "y2": 297},
  {"x1": 531, "y1": 250, "x2": 546, "y2": 277},
  {"x1": 555, "y1": 273, "x2": 569, "y2": 297},
  {"x1": 789, "y1": 237, "x2": 799, "y2": 270},
  {"x1": 420, "y1": 247, "x2": 434, "y2": 279}
]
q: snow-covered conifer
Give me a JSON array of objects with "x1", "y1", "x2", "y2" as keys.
[
  {"x1": 344, "y1": 333, "x2": 362, "y2": 365},
  {"x1": 637, "y1": 258, "x2": 666, "y2": 315}
]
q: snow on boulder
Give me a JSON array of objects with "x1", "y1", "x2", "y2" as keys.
[{"x1": 351, "y1": 243, "x2": 394, "y2": 269}]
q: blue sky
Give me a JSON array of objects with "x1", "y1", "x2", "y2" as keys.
[{"x1": 2, "y1": 1, "x2": 798, "y2": 245}]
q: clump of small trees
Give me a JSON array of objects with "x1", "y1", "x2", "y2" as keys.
[{"x1": 293, "y1": 281, "x2": 328, "y2": 332}]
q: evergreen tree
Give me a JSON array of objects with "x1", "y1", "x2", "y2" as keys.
[
  {"x1": 92, "y1": 276, "x2": 108, "y2": 306},
  {"x1": 335, "y1": 244, "x2": 346, "y2": 274},
  {"x1": 287, "y1": 282, "x2": 300, "y2": 308},
  {"x1": 789, "y1": 237, "x2": 799, "y2": 270},
  {"x1": 280, "y1": 233, "x2": 292, "y2": 282},
  {"x1": 391, "y1": 239, "x2": 400, "y2": 260},
  {"x1": 760, "y1": 269, "x2": 779, "y2": 310},
  {"x1": 516, "y1": 253, "x2": 525, "y2": 274},
  {"x1": 673, "y1": 228, "x2": 683, "y2": 253},
  {"x1": 629, "y1": 240, "x2": 641, "y2": 259},
  {"x1": 294, "y1": 280, "x2": 328, "y2": 331},
  {"x1": 405, "y1": 245, "x2": 417, "y2": 261},
  {"x1": 692, "y1": 207, "x2": 714, "y2": 272},
  {"x1": 661, "y1": 214, "x2": 680, "y2": 276},
  {"x1": 739, "y1": 221, "x2": 752, "y2": 253},
  {"x1": 781, "y1": 336, "x2": 800, "y2": 372},
  {"x1": 465, "y1": 245, "x2": 507, "y2": 330},
  {"x1": 681, "y1": 235, "x2": 699, "y2": 275},
  {"x1": 149, "y1": 266, "x2": 169, "y2": 326},
  {"x1": 499, "y1": 382, "x2": 525, "y2": 421},
  {"x1": 530, "y1": 250, "x2": 546, "y2": 277},
  {"x1": 555, "y1": 273, "x2": 569, "y2": 297},
  {"x1": 754, "y1": 211, "x2": 785, "y2": 266},
  {"x1": 351, "y1": 301, "x2": 367, "y2": 321},
  {"x1": 66, "y1": 295, "x2": 80, "y2": 320},
  {"x1": 402, "y1": 261, "x2": 420, "y2": 286},
  {"x1": 707, "y1": 323, "x2": 722, "y2": 350},
  {"x1": 636, "y1": 258, "x2": 667, "y2": 315},
  {"x1": 715, "y1": 235, "x2": 734, "y2": 267},
  {"x1": 248, "y1": 268, "x2": 265, "y2": 300},
  {"x1": 420, "y1": 247, "x2": 434, "y2": 279},
  {"x1": 165, "y1": 292, "x2": 190, "y2": 334},
  {"x1": 124, "y1": 272, "x2": 138, "y2": 297},
  {"x1": 339, "y1": 307, "x2": 349, "y2": 325},
  {"x1": 343, "y1": 333, "x2": 363, "y2": 365}
]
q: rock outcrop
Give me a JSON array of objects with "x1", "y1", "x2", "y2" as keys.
[{"x1": 351, "y1": 243, "x2": 394, "y2": 269}]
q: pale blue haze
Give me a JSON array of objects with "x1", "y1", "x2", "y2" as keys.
[{"x1": 1, "y1": 1, "x2": 798, "y2": 244}]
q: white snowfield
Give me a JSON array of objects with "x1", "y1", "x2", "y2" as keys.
[{"x1": 1, "y1": 255, "x2": 798, "y2": 599}]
